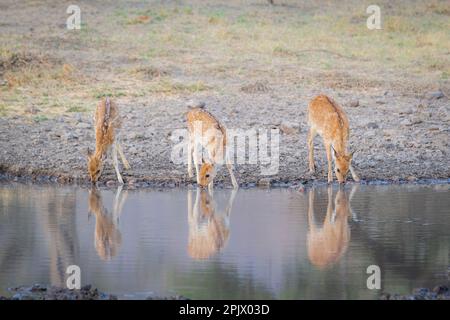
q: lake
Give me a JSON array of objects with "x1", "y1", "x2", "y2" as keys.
[{"x1": 0, "y1": 183, "x2": 449, "y2": 299}]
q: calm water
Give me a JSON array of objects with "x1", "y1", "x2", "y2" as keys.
[{"x1": 0, "y1": 183, "x2": 449, "y2": 299}]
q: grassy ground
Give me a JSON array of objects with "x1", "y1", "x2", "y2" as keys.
[{"x1": 0, "y1": 0, "x2": 449, "y2": 117}]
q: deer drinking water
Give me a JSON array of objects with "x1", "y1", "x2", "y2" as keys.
[
  {"x1": 87, "y1": 97, "x2": 130, "y2": 184},
  {"x1": 307, "y1": 95, "x2": 360, "y2": 184},
  {"x1": 186, "y1": 102, "x2": 238, "y2": 191}
]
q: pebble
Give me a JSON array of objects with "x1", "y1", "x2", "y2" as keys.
[
  {"x1": 106, "y1": 180, "x2": 117, "y2": 187},
  {"x1": 257, "y1": 178, "x2": 271, "y2": 187},
  {"x1": 367, "y1": 122, "x2": 379, "y2": 129},
  {"x1": 427, "y1": 90, "x2": 445, "y2": 100},
  {"x1": 349, "y1": 100, "x2": 359, "y2": 108},
  {"x1": 76, "y1": 122, "x2": 90, "y2": 129},
  {"x1": 279, "y1": 121, "x2": 299, "y2": 135}
]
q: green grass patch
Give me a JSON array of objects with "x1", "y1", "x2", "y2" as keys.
[
  {"x1": 66, "y1": 106, "x2": 87, "y2": 113},
  {"x1": 148, "y1": 79, "x2": 211, "y2": 94}
]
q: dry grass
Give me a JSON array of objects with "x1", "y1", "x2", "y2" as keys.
[{"x1": 0, "y1": 0, "x2": 448, "y2": 117}]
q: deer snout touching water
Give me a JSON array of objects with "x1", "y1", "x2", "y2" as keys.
[
  {"x1": 186, "y1": 102, "x2": 238, "y2": 191},
  {"x1": 87, "y1": 97, "x2": 130, "y2": 184},
  {"x1": 308, "y1": 95, "x2": 360, "y2": 184}
]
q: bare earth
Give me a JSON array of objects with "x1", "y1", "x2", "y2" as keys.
[{"x1": 0, "y1": 0, "x2": 449, "y2": 187}]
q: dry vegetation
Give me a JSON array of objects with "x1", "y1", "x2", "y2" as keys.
[{"x1": 0, "y1": 0, "x2": 448, "y2": 117}]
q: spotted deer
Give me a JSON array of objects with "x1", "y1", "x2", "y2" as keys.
[
  {"x1": 186, "y1": 102, "x2": 238, "y2": 191},
  {"x1": 87, "y1": 97, "x2": 130, "y2": 184},
  {"x1": 308, "y1": 95, "x2": 360, "y2": 184}
]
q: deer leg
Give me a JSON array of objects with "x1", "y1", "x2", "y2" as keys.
[
  {"x1": 187, "y1": 136, "x2": 194, "y2": 178},
  {"x1": 226, "y1": 162, "x2": 238, "y2": 189},
  {"x1": 112, "y1": 142, "x2": 124, "y2": 184},
  {"x1": 350, "y1": 165, "x2": 360, "y2": 182},
  {"x1": 325, "y1": 141, "x2": 333, "y2": 184},
  {"x1": 193, "y1": 142, "x2": 201, "y2": 184},
  {"x1": 225, "y1": 150, "x2": 238, "y2": 189},
  {"x1": 308, "y1": 128, "x2": 316, "y2": 173},
  {"x1": 116, "y1": 141, "x2": 130, "y2": 170}
]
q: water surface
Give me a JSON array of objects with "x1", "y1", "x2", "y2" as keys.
[{"x1": 0, "y1": 183, "x2": 449, "y2": 299}]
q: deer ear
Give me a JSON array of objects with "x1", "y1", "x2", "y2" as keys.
[{"x1": 331, "y1": 145, "x2": 340, "y2": 158}]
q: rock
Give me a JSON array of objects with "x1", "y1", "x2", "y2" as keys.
[
  {"x1": 432, "y1": 285, "x2": 448, "y2": 295},
  {"x1": 367, "y1": 122, "x2": 379, "y2": 129},
  {"x1": 279, "y1": 121, "x2": 299, "y2": 135},
  {"x1": 349, "y1": 100, "x2": 359, "y2": 108},
  {"x1": 128, "y1": 147, "x2": 138, "y2": 155},
  {"x1": 3, "y1": 284, "x2": 118, "y2": 300},
  {"x1": 400, "y1": 119, "x2": 411, "y2": 126},
  {"x1": 425, "y1": 90, "x2": 444, "y2": 100},
  {"x1": 128, "y1": 132, "x2": 139, "y2": 140},
  {"x1": 257, "y1": 178, "x2": 271, "y2": 187},
  {"x1": 81, "y1": 285, "x2": 92, "y2": 291},
  {"x1": 64, "y1": 132, "x2": 78, "y2": 140},
  {"x1": 76, "y1": 122, "x2": 90, "y2": 129},
  {"x1": 106, "y1": 180, "x2": 117, "y2": 187},
  {"x1": 407, "y1": 176, "x2": 417, "y2": 182}
]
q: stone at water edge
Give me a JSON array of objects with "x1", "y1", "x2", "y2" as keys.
[{"x1": 257, "y1": 178, "x2": 271, "y2": 187}]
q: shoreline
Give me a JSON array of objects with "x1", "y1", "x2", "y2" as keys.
[
  {"x1": 2, "y1": 282, "x2": 449, "y2": 300},
  {"x1": 1, "y1": 170, "x2": 449, "y2": 189},
  {"x1": 0, "y1": 284, "x2": 189, "y2": 300},
  {"x1": 1, "y1": 92, "x2": 448, "y2": 191}
]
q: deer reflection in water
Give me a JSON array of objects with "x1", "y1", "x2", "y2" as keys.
[
  {"x1": 307, "y1": 186, "x2": 358, "y2": 268},
  {"x1": 88, "y1": 186, "x2": 128, "y2": 260},
  {"x1": 187, "y1": 188, "x2": 237, "y2": 260}
]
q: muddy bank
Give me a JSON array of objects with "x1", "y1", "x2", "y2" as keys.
[
  {"x1": 0, "y1": 284, "x2": 188, "y2": 300},
  {"x1": 0, "y1": 91, "x2": 449, "y2": 188}
]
